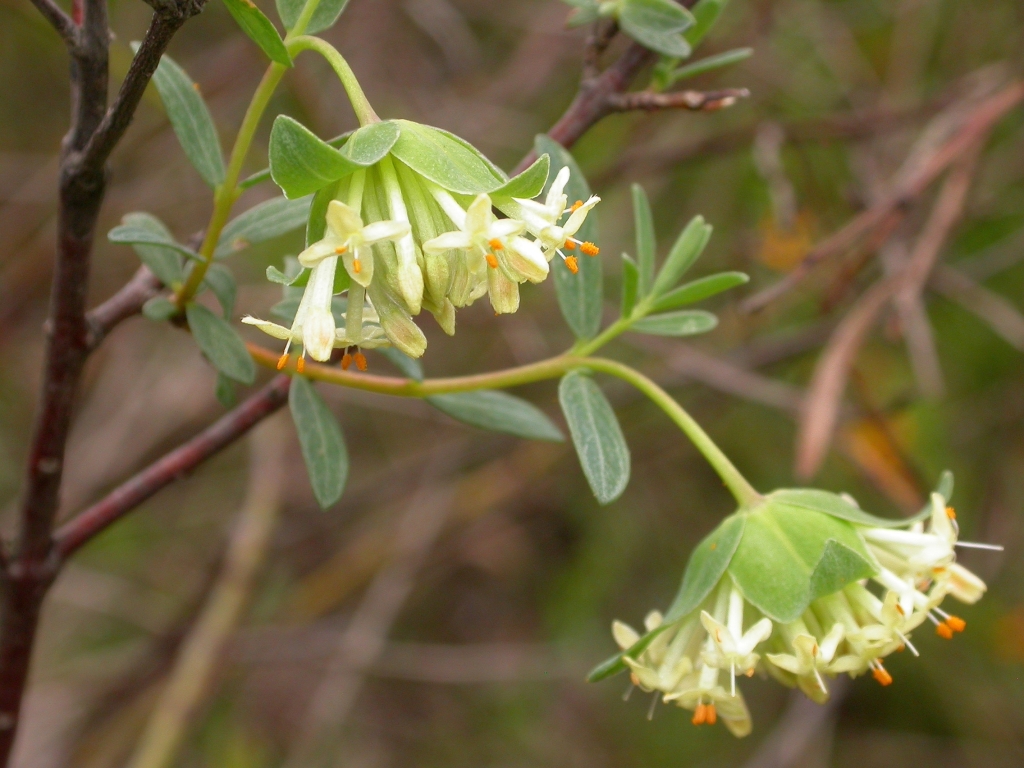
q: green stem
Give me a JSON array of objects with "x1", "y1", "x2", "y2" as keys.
[
  {"x1": 287, "y1": 36, "x2": 379, "y2": 126},
  {"x1": 251, "y1": 347, "x2": 761, "y2": 506}
]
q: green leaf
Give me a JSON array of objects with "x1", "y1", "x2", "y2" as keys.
[
  {"x1": 145, "y1": 47, "x2": 225, "y2": 187},
  {"x1": 652, "y1": 216, "x2": 712, "y2": 296},
  {"x1": 378, "y1": 347, "x2": 423, "y2": 380},
  {"x1": 289, "y1": 377, "x2": 349, "y2": 508},
  {"x1": 142, "y1": 296, "x2": 178, "y2": 322},
  {"x1": 269, "y1": 116, "x2": 361, "y2": 199},
  {"x1": 267, "y1": 265, "x2": 304, "y2": 286},
  {"x1": 222, "y1": 0, "x2": 292, "y2": 66},
  {"x1": 203, "y1": 264, "x2": 236, "y2": 319},
  {"x1": 767, "y1": 488, "x2": 931, "y2": 529},
  {"x1": 665, "y1": 513, "x2": 746, "y2": 621},
  {"x1": 728, "y1": 501, "x2": 875, "y2": 622},
  {"x1": 109, "y1": 219, "x2": 199, "y2": 262},
  {"x1": 630, "y1": 309, "x2": 718, "y2": 336},
  {"x1": 215, "y1": 195, "x2": 313, "y2": 258},
  {"x1": 186, "y1": 302, "x2": 256, "y2": 384},
  {"x1": 271, "y1": 295, "x2": 301, "y2": 323},
  {"x1": 666, "y1": 47, "x2": 752, "y2": 84},
  {"x1": 535, "y1": 134, "x2": 602, "y2": 340},
  {"x1": 808, "y1": 539, "x2": 876, "y2": 603},
  {"x1": 112, "y1": 213, "x2": 185, "y2": 287},
  {"x1": 619, "y1": 0, "x2": 695, "y2": 58},
  {"x1": 240, "y1": 130, "x2": 354, "y2": 191},
  {"x1": 427, "y1": 391, "x2": 564, "y2": 442},
  {"x1": 684, "y1": 0, "x2": 728, "y2": 46},
  {"x1": 650, "y1": 271, "x2": 748, "y2": 312},
  {"x1": 339, "y1": 120, "x2": 400, "y2": 165},
  {"x1": 276, "y1": 0, "x2": 350, "y2": 34},
  {"x1": 631, "y1": 184, "x2": 656, "y2": 296},
  {"x1": 558, "y1": 372, "x2": 630, "y2": 504},
  {"x1": 586, "y1": 624, "x2": 673, "y2": 682},
  {"x1": 215, "y1": 372, "x2": 237, "y2": 407},
  {"x1": 620, "y1": 253, "x2": 639, "y2": 317},
  {"x1": 490, "y1": 154, "x2": 550, "y2": 201},
  {"x1": 935, "y1": 470, "x2": 954, "y2": 503},
  {"x1": 390, "y1": 120, "x2": 506, "y2": 195},
  {"x1": 564, "y1": 0, "x2": 601, "y2": 28},
  {"x1": 306, "y1": 177, "x2": 341, "y2": 246}
]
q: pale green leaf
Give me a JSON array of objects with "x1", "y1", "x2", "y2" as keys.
[
  {"x1": 490, "y1": 154, "x2": 550, "y2": 201},
  {"x1": 620, "y1": 253, "x2": 639, "y2": 317},
  {"x1": 222, "y1": 0, "x2": 292, "y2": 66},
  {"x1": 112, "y1": 213, "x2": 185, "y2": 287},
  {"x1": 809, "y1": 539, "x2": 876, "y2": 603},
  {"x1": 666, "y1": 47, "x2": 753, "y2": 84},
  {"x1": 142, "y1": 296, "x2": 178, "y2": 322},
  {"x1": 651, "y1": 215, "x2": 712, "y2": 296},
  {"x1": 427, "y1": 391, "x2": 564, "y2": 442},
  {"x1": 767, "y1": 488, "x2": 931, "y2": 529},
  {"x1": 186, "y1": 302, "x2": 256, "y2": 384},
  {"x1": 559, "y1": 372, "x2": 630, "y2": 504},
  {"x1": 109, "y1": 220, "x2": 199, "y2": 262},
  {"x1": 339, "y1": 120, "x2": 400, "y2": 165},
  {"x1": 390, "y1": 120, "x2": 506, "y2": 195},
  {"x1": 650, "y1": 271, "x2": 748, "y2": 312},
  {"x1": 215, "y1": 195, "x2": 312, "y2": 258},
  {"x1": 632, "y1": 184, "x2": 656, "y2": 296},
  {"x1": 630, "y1": 309, "x2": 718, "y2": 336},
  {"x1": 665, "y1": 513, "x2": 746, "y2": 621},
  {"x1": 684, "y1": 0, "x2": 729, "y2": 46},
  {"x1": 203, "y1": 264, "x2": 236, "y2": 319},
  {"x1": 289, "y1": 377, "x2": 349, "y2": 508},
  {"x1": 269, "y1": 116, "x2": 360, "y2": 199},
  {"x1": 276, "y1": 0, "x2": 350, "y2": 34}
]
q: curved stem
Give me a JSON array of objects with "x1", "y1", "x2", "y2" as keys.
[
  {"x1": 287, "y1": 36, "x2": 379, "y2": 126},
  {"x1": 248, "y1": 345, "x2": 762, "y2": 506}
]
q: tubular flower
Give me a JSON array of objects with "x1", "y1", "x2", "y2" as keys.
[
  {"x1": 590, "y1": 477, "x2": 1000, "y2": 737},
  {"x1": 515, "y1": 166, "x2": 600, "y2": 273}
]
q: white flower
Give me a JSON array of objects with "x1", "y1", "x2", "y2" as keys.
[
  {"x1": 664, "y1": 665, "x2": 752, "y2": 738},
  {"x1": 766, "y1": 624, "x2": 862, "y2": 703},
  {"x1": 698, "y1": 586, "x2": 772, "y2": 695},
  {"x1": 514, "y1": 166, "x2": 601, "y2": 271}
]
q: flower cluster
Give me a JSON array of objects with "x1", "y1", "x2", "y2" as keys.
[
  {"x1": 244, "y1": 162, "x2": 599, "y2": 367},
  {"x1": 604, "y1": 490, "x2": 999, "y2": 737}
]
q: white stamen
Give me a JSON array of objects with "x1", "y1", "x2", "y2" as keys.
[{"x1": 955, "y1": 541, "x2": 1004, "y2": 551}]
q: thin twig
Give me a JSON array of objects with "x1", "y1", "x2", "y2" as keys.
[
  {"x1": 27, "y1": 0, "x2": 79, "y2": 48},
  {"x1": 607, "y1": 87, "x2": 750, "y2": 112},
  {"x1": 53, "y1": 375, "x2": 291, "y2": 562},
  {"x1": 85, "y1": 266, "x2": 162, "y2": 351}
]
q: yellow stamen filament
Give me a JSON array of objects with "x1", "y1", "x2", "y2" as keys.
[
  {"x1": 276, "y1": 353, "x2": 289, "y2": 371},
  {"x1": 341, "y1": 353, "x2": 352, "y2": 371},
  {"x1": 936, "y1": 622, "x2": 954, "y2": 640},
  {"x1": 353, "y1": 258, "x2": 362, "y2": 274},
  {"x1": 486, "y1": 254, "x2": 499, "y2": 269},
  {"x1": 946, "y1": 506, "x2": 957, "y2": 519},
  {"x1": 354, "y1": 352, "x2": 368, "y2": 372},
  {"x1": 581, "y1": 241, "x2": 600, "y2": 256},
  {"x1": 564, "y1": 256, "x2": 579, "y2": 274},
  {"x1": 296, "y1": 357, "x2": 306, "y2": 373},
  {"x1": 705, "y1": 703, "x2": 717, "y2": 725},
  {"x1": 569, "y1": 200, "x2": 583, "y2": 213},
  {"x1": 488, "y1": 238, "x2": 504, "y2": 251},
  {"x1": 946, "y1": 615, "x2": 966, "y2": 632},
  {"x1": 872, "y1": 663, "x2": 893, "y2": 686},
  {"x1": 692, "y1": 703, "x2": 707, "y2": 725},
  {"x1": 563, "y1": 240, "x2": 576, "y2": 250},
  {"x1": 335, "y1": 245, "x2": 348, "y2": 255}
]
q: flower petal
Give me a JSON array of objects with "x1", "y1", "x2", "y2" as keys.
[
  {"x1": 422, "y1": 230, "x2": 474, "y2": 253},
  {"x1": 362, "y1": 219, "x2": 411, "y2": 245},
  {"x1": 298, "y1": 239, "x2": 344, "y2": 268},
  {"x1": 241, "y1": 316, "x2": 293, "y2": 340},
  {"x1": 325, "y1": 200, "x2": 364, "y2": 238}
]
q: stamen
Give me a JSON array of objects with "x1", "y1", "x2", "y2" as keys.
[
  {"x1": 955, "y1": 541, "x2": 1004, "y2": 551},
  {"x1": 569, "y1": 200, "x2": 584, "y2": 213},
  {"x1": 564, "y1": 256, "x2": 579, "y2": 274},
  {"x1": 647, "y1": 692, "x2": 659, "y2": 721},
  {"x1": 936, "y1": 622, "x2": 954, "y2": 640},
  {"x1": 946, "y1": 615, "x2": 966, "y2": 633},
  {"x1": 276, "y1": 353, "x2": 289, "y2": 371},
  {"x1": 813, "y1": 669, "x2": 826, "y2": 694},
  {"x1": 692, "y1": 702, "x2": 707, "y2": 725},
  {"x1": 296, "y1": 357, "x2": 306, "y2": 373},
  {"x1": 563, "y1": 240, "x2": 576, "y2": 250},
  {"x1": 488, "y1": 238, "x2": 504, "y2": 251},
  {"x1": 896, "y1": 631, "x2": 919, "y2": 657},
  {"x1": 623, "y1": 683, "x2": 635, "y2": 701},
  {"x1": 354, "y1": 352, "x2": 368, "y2": 372},
  {"x1": 581, "y1": 241, "x2": 600, "y2": 256},
  {"x1": 335, "y1": 245, "x2": 348, "y2": 255},
  {"x1": 486, "y1": 254, "x2": 499, "y2": 269},
  {"x1": 871, "y1": 661, "x2": 893, "y2": 686},
  {"x1": 353, "y1": 258, "x2": 362, "y2": 274},
  {"x1": 705, "y1": 704, "x2": 717, "y2": 725},
  {"x1": 341, "y1": 352, "x2": 352, "y2": 370},
  {"x1": 946, "y1": 506, "x2": 956, "y2": 519}
]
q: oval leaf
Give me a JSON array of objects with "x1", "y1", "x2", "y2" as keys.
[
  {"x1": 276, "y1": 0, "x2": 350, "y2": 34},
  {"x1": 427, "y1": 391, "x2": 564, "y2": 442},
  {"x1": 289, "y1": 376, "x2": 349, "y2": 508},
  {"x1": 222, "y1": 0, "x2": 292, "y2": 66},
  {"x1": 631, "y1": 184, "x2": 656, "y2": 296},
  {"x1": 269, "y1": 115, "x2": 360, "y2": 199},
  {"x1": 340, "y1": 120, "x2": 400, "y2": 165},
  {"x1": 109, "y1": 218, "x2": 200, "y2": 262},
  {"x1": 767, "y1": 488, "x2": 931, "y2": 529},
  {"x1": 490, "y1": 154, "x2": 550, "y2": 201},
  {"x1": 186, "y1": 302, "x2": 256, "y2": 384},
  {"x1": 215, "y1": 195, "x2": 313, "y2": 258},
  {"x1": 390, "y1": 120, "x2": 506, "y2": 195},
  {"x1": 558, "y1": 372, "x2": 630, "y2": 504},
  {"x1": 651, "y1": 216, "x2": 712, "y2": 296},
  {"x1": 665, "y1": 513, "x2": 746, "y2": 621},
  {"x1": 630, "y1": 309, "x2": 718, "y2": 336},
  {"x1": 112, "y1": 213, "x2": 185, "y2": 287},
  {"x1": 144, "y1": 47, "x2": 225, "y2": 187},
  {"x1": 535, "y1": 134, "x2": 602, "y2": 340},
  {"x1": 650, "y1": 271, "x2": 748, "y2": 312},
  {"x1": 203, "y1": 264, "x2": 236, "y2": 318}
]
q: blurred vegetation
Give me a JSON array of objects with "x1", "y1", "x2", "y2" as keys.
[{"x1": 2, "y1": 0, "x2": 1024, "y2": 766}]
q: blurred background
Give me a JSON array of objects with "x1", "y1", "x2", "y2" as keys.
[{"x1": 2, "y1": 0, "x2": 1024, "y2": 766}]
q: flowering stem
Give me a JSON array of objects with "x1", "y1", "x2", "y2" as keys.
[
  {"x1": 247, "y1": 346, "x2": 762, "y2": 507},
  {"x1": 287, "y1": 36, "x2": 380, "y2": 127}
]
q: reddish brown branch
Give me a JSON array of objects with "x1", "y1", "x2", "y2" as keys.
[
  {"x1": 54, "y1": 375, "x2": 291, "y2": 561},
  {"x1": 607, "y1": 87, "x2": 750, "y2": 112},
  {"x1": 85, "y1": 266, "x2": 162, "y2": 351}
]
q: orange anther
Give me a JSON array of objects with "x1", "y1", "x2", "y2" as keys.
[
  {"x1": 276, "y1": 353, "x2": 289, "y2": 371},
  {"x1": 192, "y1": 82, "x2": 201, "y2": 93},
  {"x1": 897, "y1": 644, "x2": 906, "y2": 652},
  {"x1": 486, "y1": 254, "x2": 499, "y2": 269},
  {"x1": 705, "y1": 703, "x2": 717, "y2": 725},
  {"x1": 296, "y1": 357, "x2": 306, "y2": 373},
  {"x1": 872, "y1": 664, "x2": 893, "y2": 686},
  {"x1": 936, "y1": 622, "x2": 954, "y2": 640},
  {"x1": 569, "y1": 199, "x2": 583, "y2": 213},
  {"x1": 745, "y1": 668, "x2": 755, "y2": 677},
  {"x1": 488, "y1": 238, "x2": 504, "y2": 251},
  {"x1": 354, "y1": 352, "x2": 368, "y2": 371},
  {"x1": 946, "y1": 615, "x2": 966, "y2": 632},
  {"x1": 564, "y1": 256, "x2": 579, "y2": 274},
  {"x1": 581, "y1": 241, "x2": 600, "y2": 256},
  {"x1": 335, "y1": 245, "x2": 348, "y2": 255},
  {"x1": 629, "y1": 672, "x2": 640, "y2": 687},
  {"x1": 946, "y1": 506, "x2": 956, "y2": 519},
  {"x1": 563, "y1": 240, "x2": 576, "y2": 250},
  {"x1": 691, "y1": 703, "x2": 707, "y2": 725},
  {"x1": 341, "y1": 353, "x2": 352, "y2": 370},
  {"x1": 896, "y1": 604, "x2": 905, "y2": 616},
  {"x1": 353, "y1": 258, "x2": 362, "y2": 274}
]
